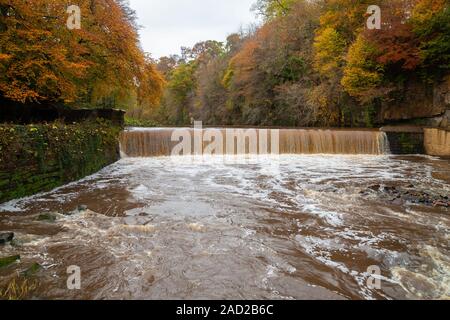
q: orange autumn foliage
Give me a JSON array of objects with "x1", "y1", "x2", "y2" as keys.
[
  {"x1": 0, "y1": 0, "x2": 164, "y2": 109},
  {"x1": 0, "y1": 0, "x2": 87, "y2": 103},
  {"x1": 364, "y1": 0, "x2": 422, "y2": 71}
]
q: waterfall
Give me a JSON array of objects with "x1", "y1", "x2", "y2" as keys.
[
  {"x1": 119, "y1": 128, "x2": 390, "y2": 157},
  {"x1": 279, "y1": 129, "x2": 390, "y2": 155}
]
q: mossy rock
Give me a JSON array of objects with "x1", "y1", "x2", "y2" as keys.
[
  {"x1": 0, "y1": 255, "x2": 20, "y2": 268},
  {"x1": 21, "y1": 263, "x2": 42, "y2": 277},
  {"x1": 0, "y1": 232, "x2": 14, "y2": 244},
  {"x1": 37, "y1": 213, "x2": 57, "y2": 222},
  {"x1": 0, "y1": 119, "x2": 121, "y2": 204}
]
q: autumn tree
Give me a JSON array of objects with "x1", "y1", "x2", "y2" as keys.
[
  {"x1": 412, "y1": 0, "x2": 450, "y2": 78},
  {"x1": 341, "y1": 0, "x2": 448, "y2": 102},
  {"x1": 157, "y1": 55, "x2": 181, "y2": 77},
  {"x1": 221, "y1": 0, "x2": 322, "y2": 125},
  {"x1": 159, "y1": 61, "x2": 198, "y2": 125},
  {"x1": 0, "y1": 0, "x2": 164, "y2": 113},
  {"x1": 141, "y1": 0, "x2": 449, "y2": 127},
  {"x1": 341, "y1": 35, "x2": 384, "y2": 101},
  {"x1": 0, "y1": 0, "x2": 88, "y2": 103},
  {"x1": 252, "y1": 0, "x2": 298, "y2": 20}
]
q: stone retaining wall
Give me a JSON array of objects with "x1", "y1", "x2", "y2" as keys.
[
  {"x1": 424, "y1": 128, "x2": 450, "y2": 157},
  {"x1": 0, "y1": 100, "x2": 125, "y2": 126},
  {"x1": 380, "y1": 127, "x2": 425, "y2": 155},
  {"x1": 0, "y1": 120, "x2": 122, "y2": 204}
]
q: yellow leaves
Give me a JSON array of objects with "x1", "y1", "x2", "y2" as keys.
[
  {"x1": 306, "y1": 84, "x2": 340, "y2": 127},
  {"x1": 221, "y1": 68, "x2": 234, "y2": 89},
  {"x1": 0, "y1": 2, "x2": 80, "y2": 103},
  {"x1": 341, "y1": 35, "x2": 383, "y2": 100},
  {"x1": 0, "y1": 80, "x2": 41, "y2": 103},
  {"x1": 256, "y1": 0, "x2": 299, "y2": 20},
  {"x1": 313, "y1": 27, "x2": 347, "y2": 77},
  {"x1": 137, "y1": 62, "x2": 165, "y2": 109},
  {"x1": 0, "y1": 0, "x2": 153, "y2": 108},
  {"x1": 227, "y1": 37, "x2": 260, "y2": 88},
  {"x1": 39, "y1": 73, "x2": 59, "y2": 83},
  {"x1": 0, "y1": 54, "x2": 12, "y2": 61},
  {"x1": 318, "y1": 0, "x2": 371, "y2": 37},
  {"x1": 0, "y1": 277, "x2": 38, "y2": 301},
  {"x1": 345, "y1": 35, "x2": 380, "y2": 68},
  {"x1": 342, "y1": 67, "x2": 382, "y2": 96},
  {"x1": 15, "y1": 29, "x2": 52, "y2": 41},
  {"x1": 411, "y1": 0, "x2": 447, "y2": 24}
]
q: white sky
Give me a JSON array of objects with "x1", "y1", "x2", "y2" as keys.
[{"x1": 128, "y1": 0, "x2": 259, "y2": 59}]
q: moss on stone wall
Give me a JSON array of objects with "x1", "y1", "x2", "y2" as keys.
[
  {"x1": 384, "y1": 132, "x2": 425, "y2": 155},
  {"x1": 0, "y1": 119, "x2": 122, "y2": 204}
]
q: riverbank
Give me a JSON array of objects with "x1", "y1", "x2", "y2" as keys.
[{"x1": 124, "y1": 117, "x2": 159, "y2": 128}]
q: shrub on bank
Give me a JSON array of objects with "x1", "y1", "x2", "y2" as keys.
[
  {"x1": 124, "y1": 116, "x2": 159, "y2": 128},
  {"x1": 0, "y1": 119, "x2": 122, "y2": 203}
]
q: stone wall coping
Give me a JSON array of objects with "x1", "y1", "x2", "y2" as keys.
[{"x1": 380, "y1": 126, "x2": 424, "y2": 133}]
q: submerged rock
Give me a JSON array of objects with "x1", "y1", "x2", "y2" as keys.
[
  {"x1": 37, "y1": 213, "x2": 58, "y2": 222},
  {"x1": 115, "y1": 224, "x2": 156, "y2": 234},
  {"x1": 384, "y1": 186, "x2": 398, "y2": 193},
  {"x1": 187, "y1": 223, "x2": 205, "y2": 232},
  {"x1": 22, "y1": 262, "x2": 42, "y2": 277},
  {"x1": 433, "y1": 200, "x2": 449, "y2": 208},
  {"x1": 361, "y1": 183, "x2": 450, "y2": 208},
  {"x1": 78, "y1": 205, "x2": 88, "y2": 212},
  {"x1": 61, "y1": 205, "x2": 88, "y2": 216},
  {"x1": 0, "y1": 255, "x2": 20, "y2": 268},
  {"x1": 368, "y1": 185, "x2": 381, "y2": 192},
  {"x1": 0, "y1": 232, "x2": 14, "y2": 245}
]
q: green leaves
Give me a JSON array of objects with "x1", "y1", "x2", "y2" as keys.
[
  {"x1": 414, "y1": 3, "x2": 450, "y2": 74},
  {"x1": 0, "y1": 120, "x2": 121, "y2": 203},
  {"x1": 0, "y1": 255, "x2": 20, "y2": 269}
]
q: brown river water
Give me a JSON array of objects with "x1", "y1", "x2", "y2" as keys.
[{"x1": 0, "y1": 128, "x2": 449, "y2": 300}]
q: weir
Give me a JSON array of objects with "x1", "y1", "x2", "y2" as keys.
[
  {"x1": 424, "y1": 128, "x2": 450, "y2": 157},
  {"x1": 119, "y1": 128, "x2": 390, "y2": 157}
]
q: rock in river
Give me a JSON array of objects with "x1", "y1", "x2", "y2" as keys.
[
  {"x1": 368, "y1": 185, "x2": 381, "y2": 192},
  {"x1": 22, "y1": 262, "x2": 42, "y2": 277},
  {"x1": 0, "y1": 255, "x2": 20, "y2": 268},
  {"x1": 37, "y1": 213, "x2": 57, "y2": 222},
  {"x1": 78, "y1": 205, "x2": 88, "y2": 212},
  {"x1": 0, "y1": 232, "x2": 14, "y2": 245}
]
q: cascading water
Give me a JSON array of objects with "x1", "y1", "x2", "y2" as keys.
[
  {"x1": 119, "y1": 128, "x2": 391, "y2": 157},
  {"x1": 278, "y1": 129, "x2": 390, "y2": 155}
]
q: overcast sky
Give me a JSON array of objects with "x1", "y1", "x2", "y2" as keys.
[{"x1": 128, "y1": 0, "x2": 259, "y2": 59}]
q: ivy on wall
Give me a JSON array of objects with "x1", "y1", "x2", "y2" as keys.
[{"x1": 0, "y1": 119, "x2": 122, "y2": 203}]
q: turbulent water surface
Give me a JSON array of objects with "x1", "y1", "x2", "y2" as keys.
[{"x1": 1, "y1": 152, "x2": 449, "y2": 300}]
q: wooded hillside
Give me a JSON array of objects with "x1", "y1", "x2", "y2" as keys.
[{"x1": 152, "y1": 0, "x2": 449, "y2": 127}]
